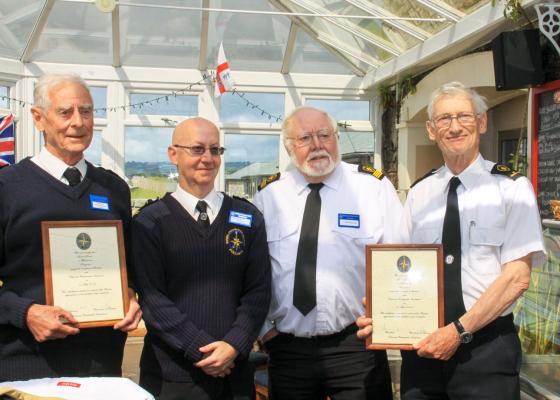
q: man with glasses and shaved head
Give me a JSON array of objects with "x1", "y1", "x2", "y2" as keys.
[
  {"x1": 356, "y1": 82, "x2": 546, "y2": 399},
  {"x1": 132, "y1": 117, "x2": 271, "y2": 400},
  {"x1": 253, "y1": 106, "x2": 402, "y2": 400}
]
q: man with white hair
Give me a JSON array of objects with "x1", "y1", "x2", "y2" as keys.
[
  {"x1": 253, "y1": 106, "x2": 402, "y2": 399},
  {"x1": 356, "y1": 82, "x2": 546, "y2": 399},
  {"x1": 0, "y1": 73, "x2": 141, "y2": 381}
]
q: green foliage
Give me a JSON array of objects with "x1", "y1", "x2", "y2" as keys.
[{"x1": 491, "y1": 0, "x2": 530, "y2": 25}]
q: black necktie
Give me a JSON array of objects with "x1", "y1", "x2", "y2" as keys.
[
  {"x1": 442, "y1": 176, "x2": 466, "y2": 323},
  {"x1": 63, "y1": 167, "x2": 81, "y2": 187},
  {"x1": 196, "y1": 200, "x2": 210, "y2": 228},
  {"x1": 293, "y1": 182, "x2": 323, "y2": 316}
]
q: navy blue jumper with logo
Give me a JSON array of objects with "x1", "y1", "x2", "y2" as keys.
[{"x1": 132, "y1": 193, "x2": 271, "y2": 398}]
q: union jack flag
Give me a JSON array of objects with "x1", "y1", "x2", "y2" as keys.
[{"x1": 0, "y1": 114, "x2": 15, "y2": 166}]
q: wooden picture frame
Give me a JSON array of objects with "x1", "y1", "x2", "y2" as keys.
[
  {"x1": 41, "y1": 220, "x2": 129, "y2": 328},
  {"x1": 366, "y1": 244, "x2": 444, "y2": 350}
]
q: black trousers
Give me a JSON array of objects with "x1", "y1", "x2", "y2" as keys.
[
  {"x1": 400, "y1": 314, "x2": 521, "y2": 400},
  {"x1": 140, "y1": 361, "x2": 255, "y2": 400},
  {"x1": 266, "y1": 324, "x2": 393, "y2": 400}
]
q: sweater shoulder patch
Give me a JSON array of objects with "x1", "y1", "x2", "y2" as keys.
[
  {"x1": 410, "y1": 168, "x2": 437, "y2": 188},
  {"x1": 258, "y1": 172, "x2": 281, "y2": 191},
  {"x1": 136, "y1": 197, "x2": 160, "y2": 214},
  {"x1": 357, "y1": 164, "x2": 385, "y2": 180},
  {"x1": 490, "y1": 164, "x2": 521, "y2": 180}
]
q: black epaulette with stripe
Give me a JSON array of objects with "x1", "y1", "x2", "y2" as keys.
[
  {"x1": 357, "y1": 164, "x2": 385, "y2": 180},
  {"x1": 258, "y1": 172, "x2": 281, "y2": 191},
  {"x1": 490, "y1": 164, "x2": 521, "y2": 180},
  {"x1": 410, "y1": 168, "x2": 437, "y2": 188}
]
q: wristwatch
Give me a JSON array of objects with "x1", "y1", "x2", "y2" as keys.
[{"x1": 453, "y1": 319, "x2": 473, "y2": 344}]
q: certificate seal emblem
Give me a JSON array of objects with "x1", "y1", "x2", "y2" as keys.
[
  {"x1": 396, "y1": 255, "x2": 411, "y2": 273},
  {"x1": 225, "y1": 228, "x2": 245, "y2": 256},
  {"x1": 445, "y1": 254, "x2": 454, "y2": 265},
  {"x1": 76, "y1": 232, "x2": 92, "y2": 250}
]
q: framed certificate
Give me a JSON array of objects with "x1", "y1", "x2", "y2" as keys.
[
  {"x1": 41, "y1": 220, "x2": 130, "y2": 328},
  {"x1": 366, "y1": 244, "x2": 443, "y2": 350}
]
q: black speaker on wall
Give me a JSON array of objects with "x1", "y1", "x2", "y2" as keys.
[{"x1": 492, "y1": 29, "x2": 544, "y2": 91}]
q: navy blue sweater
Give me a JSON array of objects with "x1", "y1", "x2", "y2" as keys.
[
  {"x1": 0, "y1": 158, "x2": 133, "y2": 381},
  {"x1": 132, "y1": 193, "x2": 271, "y2": 381}
]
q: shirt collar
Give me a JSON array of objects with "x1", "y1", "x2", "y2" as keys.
[
  {"x1": 440, "y1": 154, "x2": 485, "y2": 191},
  {"x1": 173, "y1": 185, "x2": 222, "y2": 215},
  {"x1": 33, "y1": 147, "x2": 87, "y2": 182}
]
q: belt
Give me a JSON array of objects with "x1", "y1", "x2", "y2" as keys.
[{"x1": 278, "y1": 323, "x2": 358, "y2": 341}]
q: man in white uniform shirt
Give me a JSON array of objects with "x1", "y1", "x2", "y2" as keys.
[
  {"x1": 254, "y1": 106, "x2": 402, "y2": 400},
  {"x1": 357, "y1": 82, "x2": 546, "y2": 399}
]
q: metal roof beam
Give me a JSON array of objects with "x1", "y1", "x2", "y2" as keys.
[
  {"x1": 21, "y1": 0, "x2": 55, "y2": 62},
  {"x1": 111, "y1": 4, "x2": 121, "y2": 67},
  {"x1": 281, "y1": 21, "x2": 298, "y2": 74},
  {"x1": 198, "y1": 0, "x2": 209, "y2": 70}
]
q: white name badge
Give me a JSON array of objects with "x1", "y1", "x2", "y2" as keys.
[
  {"x1": 90, "y1": 194, "x2": 110, "y2": 211},
  {"x1": 229, "y1": 211, "x2": 253, "y2": 228},
  {"x1": 338, "y1": 213, "x2": 360, "y2": 228}
]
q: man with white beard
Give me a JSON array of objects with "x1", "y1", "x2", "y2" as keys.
[{"x1": 253, "y1": 106, "x2": 402, "y2": 400}]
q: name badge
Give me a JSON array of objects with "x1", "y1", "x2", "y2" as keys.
[
  {"x1": 338, "y1": 213, "x2": 360, "y2": 228},
  {"x1": 90, "y1": 194, "x2": 110, "y2": 211},
  {"x1": 229, "y1": 211, "x2": 253, "y2": 228}
]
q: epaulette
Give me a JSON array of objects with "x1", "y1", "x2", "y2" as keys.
[
  {"x1": 410, "y1": 168, "x2": 437, "y2": 188},
  {"x1": 357, "y1": 164, "x2": 385, "y2": 180},
  {"x1": 258, "y1": 172, "x2": 281, "y2": 191},
  {"x1": 491, "y1": 164, "x2": 521, "y2": 180}
]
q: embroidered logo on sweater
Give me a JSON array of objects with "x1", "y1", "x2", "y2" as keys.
[{"x1": 225, "y1": 228, "x2": 245, "y2": 256}]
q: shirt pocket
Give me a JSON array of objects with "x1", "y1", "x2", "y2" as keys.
[
  {"x1": 331, "y1": 221, "x2": 383, "y2": 247},
  {"x1": 468, "y1": 226, "x2": 504, "y2": 275}
]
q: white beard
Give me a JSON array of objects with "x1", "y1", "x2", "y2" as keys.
[{"x1": 292, "y1": 148, "x2": 341, "y2": 178}]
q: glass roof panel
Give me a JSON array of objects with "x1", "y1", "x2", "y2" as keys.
[
  {"x1": 206, "y1": 0, "x2": 289, "y2": 72},
  {"x1": 317, "y1": 0, "x2": 424, "y2": 49},
  {"x1": 32, "y1": 1, "x2": 111, "y2": 65},
  {"x1": 442, "y1": 0, "x2": 491, "y2": 14},
  {"x1": 120, "y1": 0, "x2": 201, "y2": 68},
  {"x1": 283, "y1": 1, "x2": 392, "y2": 66},
  {"x1": 0, "y1": 0, "x2": 44, "y2": 59},
  {"x1": 289, "y1": 28, "x2": 354, "y2": 74}
]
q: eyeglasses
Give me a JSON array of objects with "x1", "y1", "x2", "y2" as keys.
[
  {"x1": 432, "y1": 112, "x2": 478, "y2": 130},
  {"x1": 287, "y1": 129, "x2": 337, "y2": 148},
  {"x1": 173, "y1": 144, "x2": 226, "y2": 156}
]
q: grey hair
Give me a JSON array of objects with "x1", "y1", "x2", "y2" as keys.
[
  {"x1": 33, "y1": 73, "x2": 91, "y2": 111},
  {"x1": 282, "y1": 106, "x2": 339, "y2": 149},
  {"x1": 427, "y1": 81, "x2": 488, "y2": 120}
]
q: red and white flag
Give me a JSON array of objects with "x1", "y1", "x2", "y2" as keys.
[{"x1": 215, "y1": 42, "x2": 234, "y2": 97}]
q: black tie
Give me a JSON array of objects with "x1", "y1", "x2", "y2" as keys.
[
  {"x1": 442, "y1": 176, "x2": 466, "y2": 324},
  {"x1": 196, "y1": 200, "x2": 210, "y2": 228},
  {"x1": 63, "y1": 167, "x2": 81, "y2": 187},
  {"x1": 293, "y1": 182, "x2": 323, "y2": 316}
]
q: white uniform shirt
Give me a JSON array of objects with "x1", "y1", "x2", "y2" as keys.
[
  {"x1": 171, "y1": 186, "x2": 223, "y2": 224},
  {"x1": 31, "y1": 147, "x2": 87, "y2": 185},
  {"x1": 401, "y1": 155, "x2": 546, "y2": 315},
  {"x1": 253, "y1": 161, "x2": 403, "y2": 337}
]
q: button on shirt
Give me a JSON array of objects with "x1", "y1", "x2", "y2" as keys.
[
  {"x1": 31, "y1": 147, "x2": 87, "y2": 184},
  {"x1": 253, "y1": 161, "x2": 403, "y2": 337},
  {"x1": 171, "y1": 186, "x2": 223, "y2": 224},
  {"x1": 401, "y1": 155, "x2": 546, "y2": 315}
]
